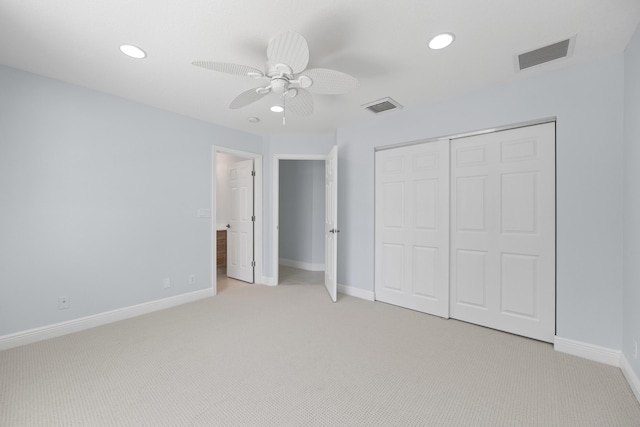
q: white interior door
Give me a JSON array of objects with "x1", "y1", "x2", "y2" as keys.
[
  {"x1": 374, "y1": 140, "x2": 450, "y2": 317},
  {"x1": 228, "y1": 159, "x2": 254, "y2": 283},
  {"x1": 450, "y1": 122, "x2": 555, "y2": 342},
  {"x1": 324, "y1": 145, "x2": 338, "y2": 302}
]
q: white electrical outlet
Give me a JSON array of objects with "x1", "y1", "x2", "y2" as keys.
[
  {"x1": 58, "y1": 296, "x2": 70, "y2": 310},
  {"x1": 163, "y1": 278, "x2": 171, "y2": 289},
  {"x1": 189, "y1": 274, "x2": 196, "y2": 285}
]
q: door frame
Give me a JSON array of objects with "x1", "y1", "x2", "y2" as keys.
[
  {"x1": 272, "y1": 154, "x2": 326, "y2": 286},
  {"x1": 212, "y1": 146, "x2": 263, "y2": 295},
  {"x1": 374, "y1": 117, "x2": 557, "y2": 154}
]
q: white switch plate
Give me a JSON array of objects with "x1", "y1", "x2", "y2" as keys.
[{"x1": 197, "y1": 208, "x2": 211, "y2": 218}]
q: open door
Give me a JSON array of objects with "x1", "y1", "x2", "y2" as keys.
[
  {"x1": 324, "y1": 146, "x2": 338, "y2": 302},
  {"x1": 228, "y1": 158, "x2": 254, "y2": 283}
]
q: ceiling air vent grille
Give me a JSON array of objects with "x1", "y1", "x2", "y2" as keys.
[
  {"x1": 517, "y1": 36, "x2": 576, "y2": 71},
  {"x1": 362, "y1": 97, "x2": 403, "y2": 114}
]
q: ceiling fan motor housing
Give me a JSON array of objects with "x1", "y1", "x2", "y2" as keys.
[{"x1": 271, "y1": 77, "x2": 289, "y2": 94}]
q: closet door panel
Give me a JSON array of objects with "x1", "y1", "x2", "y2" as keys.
[
  {"x1": 375, "y1": 141, "x2": 450, "y2": 317},
  {"x1": 450, "y1": 122, "x2": 555, "y2": 342}
]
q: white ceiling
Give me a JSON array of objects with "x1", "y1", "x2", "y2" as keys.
[{"x1": 1, "y1": 0, "x2": 639, "y2": 136}]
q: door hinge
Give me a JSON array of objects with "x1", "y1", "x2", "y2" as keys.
[
  {"x1": 251, "y1": 260, "x2": 256, "y2": 268},
  {"x1": 251, "y1": 170, "x2": 256, "y2": 177},
  {"x1": 252, "y1": 215, "x2": 256, "y2": 222}
]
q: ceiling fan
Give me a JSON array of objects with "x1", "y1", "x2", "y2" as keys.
[{"x1": 192, "y1": 31, "x2": 359, "y2": 120}]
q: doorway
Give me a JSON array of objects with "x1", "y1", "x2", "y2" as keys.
[
  {"x1": 272, "y1": 146, "x2": 339, "y2": 301},
  {"x1": 278, "y1": 159, "x2": 326, "y2": 285},
  {"x1": 212, "y1": 147, "x2": 263, "y2": 295}
]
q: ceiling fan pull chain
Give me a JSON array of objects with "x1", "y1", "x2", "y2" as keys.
[{"x1": 282, "y1": 95, "x2": 286, "y2": 125}]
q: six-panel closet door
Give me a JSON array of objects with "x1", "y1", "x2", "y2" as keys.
[
  {"x1": 450, "y1": 122, "x2": 555, "y2": 342},
  {"x1": 374, "y1": 122, "x2": 556, "y2": 343},
  {"x1": 375, "y1": 140, "x2": 450, "y2": 318}
]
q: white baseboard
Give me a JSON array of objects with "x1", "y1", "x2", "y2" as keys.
[
  {"x1": 554, "y1": 336, "x2": 621, "y2": 367},
  {"x1": 338, "y1": 283, "x2": 375, "y2": 301},
  {"x1": 0, "y1": 289, "x2": 212, "y2": 351},
  {"x1": 260, "y1": 276, "x2": 278, "y2": 286},
  {"x1": 620, "y1": 354, "x2": 640, "y2": 404},
  {"x1": 279, "y1": 258, "x2": 325, "y2": 272},
  {"x1": 553, "y1": 337, "x2": 640, "y2": 405}
]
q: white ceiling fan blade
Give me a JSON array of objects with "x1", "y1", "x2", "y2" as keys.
[
  {"x1": 192, "y1": 61, "x2": 264, "y2": 78},
  {"x1": 302, "y1": 68, "x2": 359, "y2": 94},
  {"x1": 229, "y1": 88, "x2": 268, "y2": 109},
  {"x1": 285, "y1": 88, "x2": 314, "y2": 116},
  {"x1": 267, "y1": 32, "x2": 309, "y2": 74}
]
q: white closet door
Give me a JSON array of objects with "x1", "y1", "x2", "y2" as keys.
[
  {"x1": 450, "y1": 122, "x2": 555, "y2": 342},
  {"x1": 375, "y1": 140, "x2": 450, "y2": 317}
]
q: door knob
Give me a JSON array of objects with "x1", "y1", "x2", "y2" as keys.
[{"x1": 226, "y1": 224, "x2": 231, "y2": 228}]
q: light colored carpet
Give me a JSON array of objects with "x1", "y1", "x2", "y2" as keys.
[
  {"x1": 1, "y1": 271, "x2": 639, "y2": 426},
  {"x1": 277, "y1": 265, "x2": 324, "y2": 286}
]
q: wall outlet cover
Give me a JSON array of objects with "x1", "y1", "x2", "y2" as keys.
[{"x1": 58, "y1": 296, "x2": 70, "y2": 310}]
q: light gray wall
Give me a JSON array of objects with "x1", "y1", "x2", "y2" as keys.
[
  {"x1": 0, "y1": 65, "x2": 262, "y2": 336},
  {"x1": 278, "y1": 160, "x2": 325, "y2": 267},
  {"x1": 261, "y1": 133, "x2": 336, "y2": 277},
  {"x1": 623, "y1": 25, "x2": 640, "y2": 379},
  {"x1": 337, "y1": 55, "x2": 625, "y2": 350}
]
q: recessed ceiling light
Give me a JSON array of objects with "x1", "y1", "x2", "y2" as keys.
[
  {"x1": 270, "y1": 105, "x2": 284, "y2": 113},
  {"x1": 428, "y1": 33, "x2": 455, "y2": 50},
  {"x1": 119, "y1": 44, "x2": 146, "y2": 59},
  {"x1": 247, "y1": 117, "x2": 260, "y2": 123}
]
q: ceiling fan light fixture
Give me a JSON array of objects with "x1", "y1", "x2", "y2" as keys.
[
  {"x1": 428, "y1": 33, "x2": 455, "y2": 50},
  {"x1": 270, "y1": 105, "x2": 284, "y2": 113},
  {"x1": 120, "y1": 44, "x2": 146, "y2": 59}
]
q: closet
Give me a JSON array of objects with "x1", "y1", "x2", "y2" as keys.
[{"x1": 374, "y1": 122, "x2": 556, "y2": 342}]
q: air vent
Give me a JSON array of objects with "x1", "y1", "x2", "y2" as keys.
[
  {"x1": 362, "y1": 97, "x2": 403, "y2": 115},
  {"x1": 516, "y1": 36, "x2": 576, "y2": 71}
]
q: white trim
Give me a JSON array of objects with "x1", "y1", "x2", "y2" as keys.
[
  {"x1": 338, "y1": 283, "x2": 375, "y2": 301},
  {"x1": 0, "y1": 289, "x2": 211, "y2": 351},
  {"x1": 620, "y1": 354, "x2": 640, "y2": 404},
  {"x1": 375, "y1": 117, "x2": 557, "y2": 152},
  {"x1": 554, "y1": 336, "x2": 621, "y2": 367},
  {"x1": 260, "y1": 276, "x2": 278, "y2": 286},
  {"x1": 279, "y1": 258, "x2": 325, "y2": 272}
]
